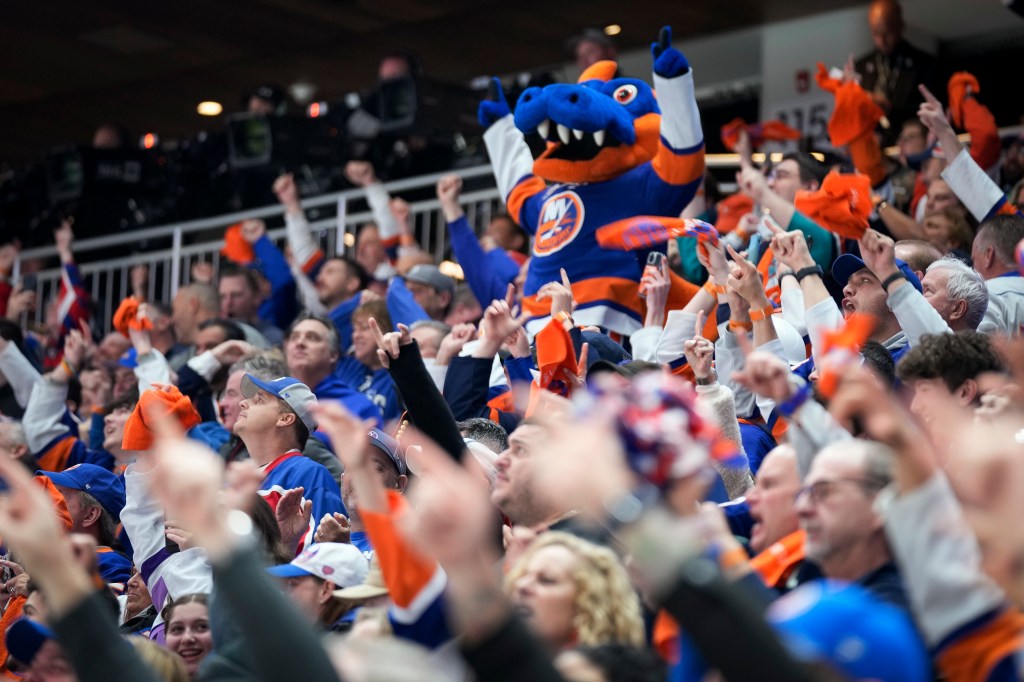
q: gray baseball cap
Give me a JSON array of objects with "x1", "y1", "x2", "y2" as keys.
[{"x1": 403, "y1": 264, "x2": 455, "y2": 294}]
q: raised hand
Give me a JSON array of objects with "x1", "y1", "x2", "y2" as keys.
[
  {"x1": 735, "y1": 165, "x2": 768, "y2": 204},
  {"x1": 683, "y1": 310, "x2": 715, "y2": 381},
  {"x1": 55, "y1": 220, "x2": 75, "y2": 262},
  {"x1": 651, "y1": 26, "x2": 690, "y2": 78},
  {"x1": 131, "y1": 264, "x2": 150, "y2": 300},
  {"x1": 436, "y1": 174, "x2": 464, "y2": 222},
  {"x1": 344, "y1": 160, "x2": 377, "y2": 188},
  {"x1": 476, "y1": 287, "x2": 523, "y2": 357},
  {"x1": 211, "y1": 339, "x2": 254, "y2": 366},
  {"x1": 857, "y1": 228, "x2": 899, "y2": 281},
  {"x1": 4, "y1": 284, "x2": 36, "y2": 321},
  {"x1": 731, "y1": 348, "x2": 796, "y2": 403},
  {"x1": 164, "y1": 520, "x2": 196, "y2": 551},
  {"x1": 273, "y1": 173, "x2": 301, "y2": 213},
  {"x1": 643, "y1": 257, "x2": 671, "y2": 328},
  {"x1": 477, "y1": 77, "x2": 511, "y2": 128},
  {"x1": 917, "y1": 84, "x2": 962, "y2": 156},
  {"x1": 315, "y1": 513, "x2": 351, "y2": 544},
  {"x1": 275, "y1": 487, "x2": 313, "y2": 551},
  {"x1": 726, "y1": 244, "x2": 770, "y2": 307},
  {"x1": 769, "y1": 224, "x2": 815, "y2": 271},
  {"x1": 241, "y1": 218, "x2": 267, "y2": 244},
  {"x1": 191, "y1": 260, "x2": 214, "y2": 284},
  {"x1": 370, "y1": 318, "x2": 411, "y2": 369},
  {"x1": 436, "y1": 323, "x2": 477, "y2": 366},
  {"x1": 535, "y1": 268, "x2": 575, "y2": 320}
]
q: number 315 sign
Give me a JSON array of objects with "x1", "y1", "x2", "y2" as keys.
[{"x1": 766, "y1": 95, "x2": 834, "y2": 151}]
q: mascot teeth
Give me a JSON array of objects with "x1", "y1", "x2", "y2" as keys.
[
  {"x1": 537, "y1": 119, "x2": 550, "y2": 140},
  {"x1": 593, "y1": 130, "x2": 606, "y2": 146},
  {"x1": 557, "y1": 124, "x2": 571, "y2": 144},
  {"x1": 572, "y1": 128, "x2": 584, "y2": 140}
]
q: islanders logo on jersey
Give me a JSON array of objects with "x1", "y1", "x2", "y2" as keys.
[{"x1": 534, "y1": 190, "x2": 585, "y2": 256}]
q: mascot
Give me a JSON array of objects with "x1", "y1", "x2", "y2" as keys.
[{"x1": 479, "y1": 27, "x2": 706, "y2": 337}]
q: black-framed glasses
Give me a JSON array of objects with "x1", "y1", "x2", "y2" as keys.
[{"x1": 794, "y1": 477, "x2": 886, "y2": 505}]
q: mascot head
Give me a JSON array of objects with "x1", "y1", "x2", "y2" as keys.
[{"x1": 513, "y1": 60, "x2": 661, "y2": 184}]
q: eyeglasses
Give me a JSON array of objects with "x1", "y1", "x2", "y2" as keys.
[{"x1": 794, "y1": 477, "x2": 885, "y2": 505}]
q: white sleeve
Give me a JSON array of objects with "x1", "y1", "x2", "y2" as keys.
[
  {"x1": 23, "y1": 379, "x2": 72, "y2": 454},
  {"x1": 122, "y1": 465, "x2": 213, "y2": 619},
  {"x1": 288, "y1": 261, "x2": 327, "y2": 315},
  {"x1": 423, "y1": 358, "x2": 448, "y2": 394},
  {"x1": 0, "y1": 341, "x2": 41, "y2": 408},
  {"x1": 941, "y1": 148, "x2": 1007, "y2": 222},
  {"x1": 284, "y1": 212, "x2": 321, "y2": 272},
  {"x1": 364, "y1": 183, "x2": 401, "y2": 243},
  {"x1": 879, "y1": 473, "x2": 1005, "y2": 647},
  {"x1": 887, "y1": 282, "x2": 953, "y2": 348},
  {"x1": 629, "y1": 326, "x2": 662, "y2": 363},
  {"x1": 780, "y1": 287, "x2": 808, "y2": 337},
  {"x1": 695, "y1": 382, "x2": 752, "y2": 499},
  {"x1": 655, "y1": 310, "x2": 697, "y2": 365},
  {"x1": 786, "y1": 392, "x2": 853, "y2": 479},
  {"x1": 804, "y1": 297, "x2": 845, "y2": 367},
  {"x1": 186, "y1": 350, "x2": 222, "y2": 383},
  {"x1": 652, "y1": 70, "x2": 703, "y2": 151},
  {"x1": 714, "y1": 324, "x2": 756, "y2": 419},
  {"x1": 134, "y1": 349, "x2": 170, "y2": 394},
  {"x1": 482, "y1": 115, "x2": 537, "y2": 202}
]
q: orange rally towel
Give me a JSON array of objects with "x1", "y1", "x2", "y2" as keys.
[
  {"x1": 794, "y1": 171, "x2": 873, "y2": 240},
  {"x1": 720, "y1": 117, "x2": 801, "y2": 151},
  {"x1": 37, "y1": 475, "x2": 75, "y2": 532},
  {"x1": 948, "y1": 71, "x2": 980, "y2": 130},
  {"x1": 815, "y1": 63, "x2": 885, "y2": 147},
  {"x1": 221, "y1": 223, "x2": 255, "y2": 265},
  {"x1": 534, "y1": 319, "x2": 578, "y2": 398},
  {"x1": 816, "y1": 313, "x2": 876, "y2": 399},
  {"x1": 714, "y1": 193, "x2": 755, "y2": 237},
  {"x1": 112, "y1": 296, "x2": 153, "y2": 337},
  {"x1": 122, "y1": 384, "x2": 202, "y2": 450}
]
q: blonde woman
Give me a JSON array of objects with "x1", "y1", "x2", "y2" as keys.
[
  {"x1": 129, "y1": 637, "x2": 189, "y2": 682},
  {"x1": 505, "y1": 532, "x2": 645, "y2": 650}
]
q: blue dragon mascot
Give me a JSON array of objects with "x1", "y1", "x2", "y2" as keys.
[{"x1": 479, "y1": 26, "x2": 705, "y2": 337}]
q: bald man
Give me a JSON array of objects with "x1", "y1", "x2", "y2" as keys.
[{"x1": 855, "y1": 0, "x2": 939, "y2": 145}]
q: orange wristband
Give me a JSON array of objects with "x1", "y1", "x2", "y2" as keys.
[
  {"x1": 703, "y1": 280, "x2": 727, "y2": 295},
  {"x1": 748, "y1": 305, "x2": 776, "y2": 322},
  {"x1": 718, "y1": 545, "x2": 749, "y2": 571},
  {"x1": 728, "y1": 319, "x2": 752, "y2": 332}
]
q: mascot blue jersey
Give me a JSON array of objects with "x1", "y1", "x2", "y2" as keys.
[{"x1": 483, "y1": 51, "x2": 704, "y2": 336}]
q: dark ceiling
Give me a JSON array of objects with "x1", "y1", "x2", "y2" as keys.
[{"x1": 0, "y1": 0, "x2": 862, "y2": 165}]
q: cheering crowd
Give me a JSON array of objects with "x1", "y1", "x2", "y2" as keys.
[{"x1": 1, "y1": 2, "x2": 1024, "y2": 680}]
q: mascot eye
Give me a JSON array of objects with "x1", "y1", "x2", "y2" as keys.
[{"x1": 613, "y1": 84, "x2": 638, "y2": 105}]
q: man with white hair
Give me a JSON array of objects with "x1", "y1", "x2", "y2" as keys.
[{"x1": 859, "y1": 229, "x2": 988, "y2": 346}]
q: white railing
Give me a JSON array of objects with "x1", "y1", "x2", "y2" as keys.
[
  {"x1": 18, "y1": 165, "x2": 506, "y2": 332},
  {"x1": 14, "y1": 127, "x2": 1008, "y2": 333}
]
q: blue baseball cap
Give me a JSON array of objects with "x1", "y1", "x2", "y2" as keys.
[
  {"x1": 39, "y1": 463, "x2": 126, "y2": 520},
  {"x1": 118, "y1": 347, "x2": 138, "y2": 369},
  {"x1": 767, "y1": 581, "x2": 929, "y2": 682},
  {"x1": 5, "y1": 618, "x2": 57, "y2": 665},
  {"x1": 831, "y1": 254, "x2": 923, "y2": 293},
  {"x1": 367, "y1": 429, "x2": 407, "y2": 476},
  {"x1": 240, "y1": 374, "x2": 318, "y2": 431},
  {"x1": 266, "y1": 542, "x2": 368, "y2": 588}
]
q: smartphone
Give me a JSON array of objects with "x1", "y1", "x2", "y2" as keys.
[
  {"x1": 21, "y1": 274, "x2": 37, "y2": 292},
  {"x1": 639, "y1": 252, "x2": 666, "y2": 298}
]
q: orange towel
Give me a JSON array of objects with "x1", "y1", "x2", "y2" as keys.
[
  {"x1": 948, "y1": 72, "x2": 980, "y2": 130},
  {"x1": 122, "y1": 384, "x2": 201, "y2": 451},
  {"x1": 714, "y1": 193, "x2": 755, "y2": 236},
  {"x1": 815, "y1": 63, "x2": 885, "y2": 148},
  {"x1": 221, "y1": 223, "x2": 255, "y2": 265},
  {"x1": 720, "y1": 117, "x2": 801, "y2": 151},
  {"x1": 112, "y1": 296, "x2": 153, "y2": 337},
  {"x1": 794, "y1": 171, "x2": 873, "y2": 240}
]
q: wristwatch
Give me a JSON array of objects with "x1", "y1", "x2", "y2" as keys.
[
  {"x1": 795, "y1": 265, "x2": 823, "y2": 283},
  {"x1": 695, "y1": 370, "x2": 718, "y2": 386}
]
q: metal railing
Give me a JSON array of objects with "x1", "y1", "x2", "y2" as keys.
[
  {"x1": 17, "y1": 165, "x2": 506, "y2": 332},
  {"x1": 15, "y1": 125, "x2": 1015, "y2": 333}
]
